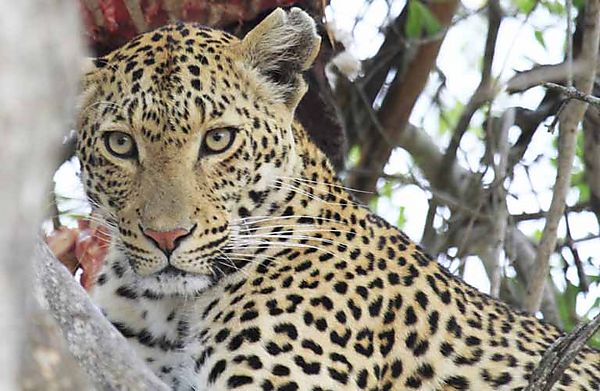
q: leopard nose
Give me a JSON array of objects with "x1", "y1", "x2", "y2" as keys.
[{"x1": 142, "y1": 226, "x2": 194, "y2": 254}]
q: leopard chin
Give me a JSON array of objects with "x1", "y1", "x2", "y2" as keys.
[{"x1": 135, "y1": 269, "x2": 215, "y2": 297}]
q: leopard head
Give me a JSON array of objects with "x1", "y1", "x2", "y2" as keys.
[{"x1": 77, "y1": 8, "x2": 321, "y2": 295}]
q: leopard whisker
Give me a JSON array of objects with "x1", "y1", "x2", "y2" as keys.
[
  {"x1": 222, "y1": 251, "x2": 281, "y2": 263},
  {"x1": 217, "y1": 250, "x2": 249, "y2": 277},
  {"x1": 269, "y1": 182, "x2": 362, "y2": 208},
  {"x1": 224, "y1": 240, "x2": 342, "y2": 261},
  {"x1": 230, "y1": 234, "x2": 348, "y2": 249},
  {"x1": 231, "y1": 215, "x2": 344, "y2": 226},
  {"x1": 271, "y1": 178, "x2": 363, "y2": 207},
  {"x1": 232, "y1": 226, "x2": 356, "y2": 236},
  {"x1": 276, "y1": 175, "x2": 373, "y2": 194}
]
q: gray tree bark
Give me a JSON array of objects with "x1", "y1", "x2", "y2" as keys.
[
  {"x1": 0, "y1": 1, "x2": 168, "y2": 389},
  {"x1": 35, "y1": 243, "x2": 169, "y2": 390},
  {"x1": 0, "y1": 0, "x2": 85, "y2": 388}
]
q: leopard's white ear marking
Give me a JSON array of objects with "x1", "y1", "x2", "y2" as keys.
[
  {"x1": 240, "y1": 7, "x2": 321, "y2": 110},
  {"x1": 81, "y1": 57, "x2": 103, "y2": 76}
]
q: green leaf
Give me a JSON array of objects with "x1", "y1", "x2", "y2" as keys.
[
  {"x1": 406, "y1": 0, "x2": 441, "y2": 38},
  {"x1": 570, "y1": 164, "x2": 590, "y2": 203},
  {"x1": 469, "y1": 125, "x2": 484, "y2": 139},
  {"x1": 589, "y1": 333, "x2": 600, "y2": 349},
  {"x1": 405, "y1": 1, "x2": 422, "y2": 38},
  {"x1": 534, "y1": 30, "x2": 546, "y2": 49},
  {"x1": 438, "y1": 101, "x2": 464, "y2": 134},
  {"x1": 589, "y1": 270, "x2": 600, "y2": 284},
  {"x1": 571, "y1": 170, "x2": 584, "y2": 186},
  {"x1": 540, "y1": 0, "x2": 565, "y2": 15},
  {"x1": 515, "y1": 0, "x2": 536, "y2": 13},
  {"x1": 369, "y1": 196, "x2": 379, "y2": 211},
  {"x1": 420, "y1": 4, "x2": 441, "y2": 35},
  {"x1": 577, "y1": 182, "x2": 590, "y2": 203},
  {"x1": 381, "y1": 181, "x2": 393, "y2": 198},
  {"x1": 396, "y1": 206, "x2": 407, "y2": 229},
  {"x1": 347, "y1": 145, "x2": 360, "y2": 166}
]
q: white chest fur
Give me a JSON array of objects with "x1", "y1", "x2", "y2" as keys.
[{"x1": 90, "y1": 254, "x2": 246, "y2": 390}]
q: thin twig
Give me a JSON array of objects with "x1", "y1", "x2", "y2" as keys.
[
  {"x1": 566, "y1": 0, "x2": 574, "y2": 88},
  {"x1": 488, "y1": 108, "x2": 513, "y2": 297},
  {"x1": 563, "y1": 212, "x2": 588, "y2": 293},
  {"x1": 565, "y1": 233, "x2": 600, "y2": 244},
  {"x1": 544, "y1": 82, "x2": 600, "y2": 106},
  {"x1": 438, "y1": 0, "x2": 502, "y2": 184},
  {"x1": 512, "y1": 202, "x2": 590, "y2": 222},
  {"x1": 353, "y1": 82, "x2": 395, "y2": 146},
  {"x1": 544, "y1": 99, "x2": 569, "y2": 133},
  {"x1": 421, "y1": 199, "x2": 440, "y2": 252}
]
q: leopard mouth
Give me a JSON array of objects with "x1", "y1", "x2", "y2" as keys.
[
  {"x1": 137, "y1": 263, "x2": 215, "y2": 297},
  {"x1": 156, "y1": 264, "x2": 189, "y2": 277},
  {"x1": 151, "y1": 252, "x2": 240, "y2": 281}
]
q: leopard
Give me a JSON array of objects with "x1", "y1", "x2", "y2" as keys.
[{"x1": 76, "y1": 7, "x2": 600, "y2": 391}]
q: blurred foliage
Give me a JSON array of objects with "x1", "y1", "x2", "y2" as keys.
[{"x1": 406, "y1": 0, "x2": 442, "y2": 38}]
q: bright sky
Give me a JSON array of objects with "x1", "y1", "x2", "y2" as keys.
[{"x1": 54, "y1": 0, "x2": 599, "y2": 319}]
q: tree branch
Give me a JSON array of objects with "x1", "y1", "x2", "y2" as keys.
[
  {"x1": 505, "y1": 59, "x2": 600, "y2": 94},
  {"x1": 525, "y1": 313, "x2": 600, "y2": 391},
  {"x1": 524, "y1": 0, "x2": 600, "y2": 313},
  {"x1": 35, "y1": 243, "x2": 169, "y2": 390}
]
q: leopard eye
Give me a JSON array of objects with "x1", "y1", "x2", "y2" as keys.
[
  {"x1": 103, "y1": 131, "x2": 137, "y2": 159},
  {"x1": 201, "y1": 128, "x2": 236, "y2": 155}
]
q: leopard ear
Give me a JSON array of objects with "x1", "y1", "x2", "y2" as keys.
[{"x1": 241, "y1": 7, "x2": 321, "y2": 110}]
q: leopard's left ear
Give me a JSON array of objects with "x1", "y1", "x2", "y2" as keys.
[
  {"x1": 77, "y1": 57, "x2": 106, "y2": 128},
  {"x1": 80, "y1": 57, "x2": 109, "y2": 78},
  {"x1": 240, "y1": 7, "x2": 321, "y2": 110}
]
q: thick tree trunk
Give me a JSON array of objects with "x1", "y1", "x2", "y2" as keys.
[{"x1": 0, "y1": 0, "x2": 93, "y2": 388}]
